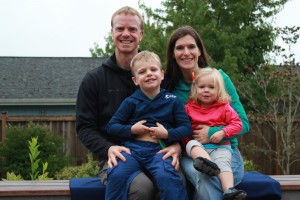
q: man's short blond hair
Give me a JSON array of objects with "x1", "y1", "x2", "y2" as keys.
[{"x1": 111, "y1": 6, "x2": 144, "y2": 30}]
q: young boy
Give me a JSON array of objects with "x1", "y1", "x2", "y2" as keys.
[{"x1": 106, "y1": 51, "x2": 192, "y2": 200}]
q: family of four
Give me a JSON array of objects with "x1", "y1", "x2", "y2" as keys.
[{"x1": 76, "y1": 6, "x2": 250, "y2": 200}]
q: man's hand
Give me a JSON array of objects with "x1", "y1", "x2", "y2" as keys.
[
  {"x1": 157, "y1": 142, "x2": 182, "y2": 171},
  {"x1": 131, "y1": 120, "x2": 152, "y2": 135},
  {"x1": 107, "y1": 145, "x2": 131, "y2": 168},
  {"x1": 149, "y1": 122, "x2": 168, "y2": 139}
]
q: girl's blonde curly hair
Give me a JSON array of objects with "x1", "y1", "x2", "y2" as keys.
[{"x1": 190, "y1": 67, "x2": 231, "y2": 104}]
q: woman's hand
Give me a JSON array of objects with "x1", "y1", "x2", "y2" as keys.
[
  {"x1": 193, "y1": 124, "x2": 210, "y2": 144},
  {"x1": 107, "y1": 145, "x2": 131, "y2": 168},
  {"x1": 157, "y1": 142, "x2": 182, "y2": 171}
]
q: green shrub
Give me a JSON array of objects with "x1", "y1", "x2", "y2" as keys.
[
  {"x1": 244, "y1": 157, "x2": 259, "y2": 172},
  {"x1": 28, "y1": 137, "x2": 53, "y2": 180},
  {"x1": 55, "y1": 152, "x2": 98, "y2": 179},
  {"x1": 1, "y1": 172, "x2": 23, "y2": 181},
  {"x1": 2, "y1": 137, "x2": 53, "y2": 180},
  {"x1": 0, "y1": 122, "x2": 71, "y2": 180}
]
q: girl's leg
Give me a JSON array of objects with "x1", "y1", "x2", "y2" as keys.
[
  {"x1": 209, "y1": 148, "x2": 233, "y2": 192},
  {"x1": 218, "y1": 171, "x2": 234, "y2": 192},
  {"x1": 181, "y1": 148, "x2": 244, "y2": 200},
  {"x1": 188, "y1": 141, "x2": 220, "y2": 176}
]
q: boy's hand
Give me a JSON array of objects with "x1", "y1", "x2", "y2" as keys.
[
  {"x1": 131, "y1": 120, "x2": 152, "y2": 135},
  {"x1": 149, "y1": 122, "x2": 168, "y2": 139}
]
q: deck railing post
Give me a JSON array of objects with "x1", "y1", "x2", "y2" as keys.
[{"x1": 1, "y1": 112, "x2": 7, "y2": 142}]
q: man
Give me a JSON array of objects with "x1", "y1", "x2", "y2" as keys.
[{"x1": 76, "y1": 6, "x2": 181, "y2": 200}]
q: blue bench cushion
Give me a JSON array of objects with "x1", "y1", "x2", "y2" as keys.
[
  {"x1": 236, "y1": 171, "x2": 281, "y2": 200},
  {"x1": 70, "y1": 177, "x2": 105, "y2": 200},
  {"x1": 69, "y1": 172, "x2": 281, "y2": 200}
]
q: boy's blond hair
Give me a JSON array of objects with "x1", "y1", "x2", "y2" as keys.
[
  {"x1": 111, "y1": 6, "x2": 144, "y2": 30},
  {"x1": 190, "y1": 67, "x2": 231, "y2": 103},
  {"x1": 130, "y1": 51, "x2": 162, "y2": 75}
]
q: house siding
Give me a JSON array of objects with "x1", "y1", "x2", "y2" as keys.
[{"x1": 1, "y1": 105, "x2": 75, "y2": 116}]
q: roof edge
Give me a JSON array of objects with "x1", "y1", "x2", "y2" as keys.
[
  {"x1": 0, "y1": 99, "x2": 76, "y2": 105},
  {"x1": 0, "y1": 56, "x2": 99, "y2": 59}
]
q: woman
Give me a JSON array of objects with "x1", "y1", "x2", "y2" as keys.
[{"x1": 163, "y1": 25, "x2": 250, "y2": 200}]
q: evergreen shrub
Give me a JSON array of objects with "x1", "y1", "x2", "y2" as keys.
[
  {"x1": 55, "y1": 152, "x2": 98, "y2": 179},
  {"x1": 0, "y1": 122, "x2": 71, "y2": 180}
]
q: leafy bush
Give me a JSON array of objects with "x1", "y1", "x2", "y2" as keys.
[
  {"x1": 55, "y1": 152, "x2": 98, "y2": 179},
  {"x1": 1, "y1": 172, "x2": 23, "y2": 181},
  {"x1": 0, "y1": 122, "x2": 71, "y2": 180},
  {"x1": 28, "y1": 137, "x2": 53, "y2": 180},
  {"x1": 244, "y1": 157, "x2": 259, "y2": 172},
  {"x1": 2, "y1": 137, "x2": 53, "y2": 181}
]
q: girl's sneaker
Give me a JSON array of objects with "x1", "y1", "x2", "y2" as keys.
[
  {"x1": 193, "y1": 157, "x2": 220, "y2": 176},
  {"x1": 223, "y1": 187, "x2": 247, "y2": 200}
]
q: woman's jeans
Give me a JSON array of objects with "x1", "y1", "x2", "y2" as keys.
[{"x1": 181, "y1": 147, "x2": 244, "y2": 200}]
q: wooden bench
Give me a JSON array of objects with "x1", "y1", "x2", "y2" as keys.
[
  {"x1": 0, "y1": 180, "x2": 70, "y2": 200},
  {"x1": 271, "y1": 175, "x2": 300, "y2": 200},
  {"x1": 0, "y1": 175, "x2": 299, "y2": 200}
]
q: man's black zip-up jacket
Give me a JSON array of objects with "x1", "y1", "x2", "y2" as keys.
[{"x1": 76, "y1": 54, "x2": 137, "y2": 160}]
